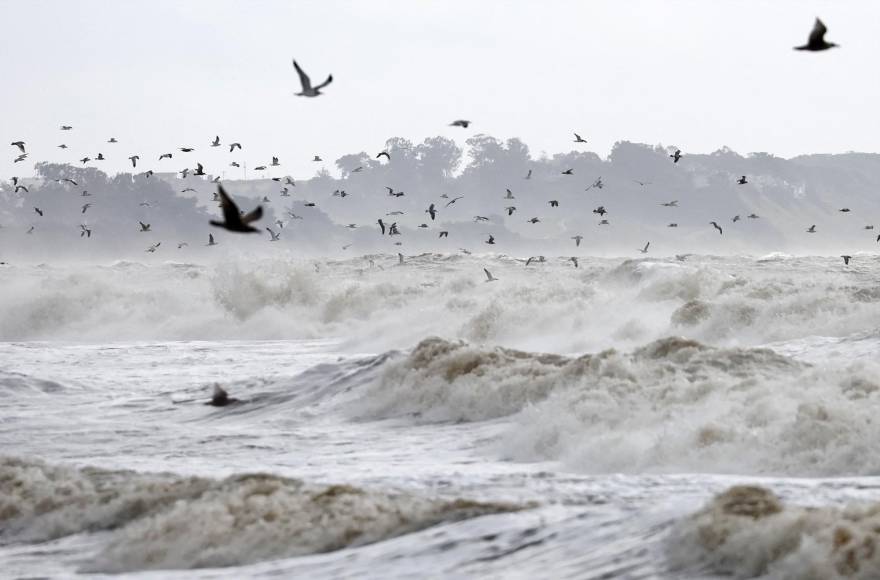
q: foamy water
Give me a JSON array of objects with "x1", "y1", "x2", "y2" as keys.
[{"x1": 2, "y1": 254, "x2": 879, "y2": 578}]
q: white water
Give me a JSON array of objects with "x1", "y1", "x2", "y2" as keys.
[{"x1": 2, "y1": 254, "x2": 879, "y2": 578}]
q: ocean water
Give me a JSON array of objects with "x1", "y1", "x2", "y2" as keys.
[{"x1": 2, "y1": 254, "x2": 880, "y2": 579}]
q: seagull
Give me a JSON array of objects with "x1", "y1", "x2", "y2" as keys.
[
  {"x1": 61, "y1": 125, "x2": 72, "y2": 130},
  {"x1": 638, "y1": 242, "x2": 650, "y2": 254},
  {"x1": 262, "y1": 196, "x2": 271, "y2": 203},
  {"x1": 58, "y1": 144, "x2": 68, "y2": 149},
  {"x1": 569, "y1": 257, "x2": 579, "y2": 268},
  {"x1": 841, "y1": 255, "x2": 852, "y2": 265},
  {"x1": 807, "y1": 224, "x2": 817, "y2": 233},
  {"x1": 139, "y1": 221, "x2": 151, "y2": 232},
  {"x1": 485, "y1": 235, "x2": 495, "y2": 245},
  {"x1": 81, "y1": 190, "x2": 91, "y2": 197},
  {"x1": 737, "y1": 175, "x2": 748, "y2": 185},
  {"x1": 450, "y1": 120, "x2": 471, "y2": 128},
  {"x1": 747, "y1": 213, "x2": 760, "y2": 219},
  {"x1": 398, "y1": 253, "x2": 404, "y2": 265},
  {"x1": 549, "y1": 200, "x2": 559, "y2": 207},
  {"x1": 592, "y1": 206, "x2": 606, "y2": 216},
  {"x1": 586, "y1": 177, "x2": 604, "y2": 190},
  {"x1": 254, "y1": 165, "x2": 267, "y2": 171},
  {"x1": 143, "y1": 170, "x2": 154, "y2": 178},
  {"x1": 352, "y1": 166, "x2": 364, "y2": 173},
  {"x1": 108, "y1": 137, "x2": 118, "y2": 143},
  {"x1": 445, "y1": 196, "x2": 464, "y2": 207},
  {"x1": 732, "y1": 215, "x2": 741, "y2": 223},
  {"x1": 230, "y1": 161, "x2": 240, "y2": 168},
  {"x1": 26, "y1": 225, "x2": 34, "y2": 234},
  {"x1": 229, "y1": 142, "x2": 242, "y2": 152},
  {"x1": 128, "y1": 155, "x2": 139, "y2": 167},
  {"x1": 79, "y1": 224, "x2": 91, "y2": 238},
  {"x1": 179, "y1": 147, "x2": 194, "y2": 153},
  {"x1": 285, "y1": 177, "x2": 295, "y2": 186},
  {"x1": 34, "y1": 207, "x2": 43, "y2": 217},
  {"x1": 11, "y1": 141, "x2": 25, "y2": 153},
  {"x1": 794, "y1": 18, "x2": 838, "y2": 51},
  {"x1": 426, "y1": 204, "x2": 437, "y2": 220},
  {"x1": 483, "y1": 268, "x2": 498, "y2": 282},
  {"x1": 388, "y1": 223, "x2": 400, "y2": 236},
  {"x1": 293, "y1": 59, "x2": 333, "y2": 96},
  {"x1": 572, "y1": 235, "x2": 583, "y2": 247},
  {"x1": 146, "y1": 242, "x2": 161, "y2": 253},
  {"x1": 505, "y1": 206, "x2": 516, "y2": 216},
  {"x1": 527, "y1": 217, "x2": 540, "y2": 224},
  {"x1": 634, "y1": 180, "x2": 651, "y2": 186},
  {"x1": 525, "y1": 256, "x2": 545, "y2": 266},
  {"x1": 561, "y1": 168, "x2": 574, "y2": 175},
  {"x1": 504, "y1": 189, "x2": 515, "y2": 199},
  {"x1": 280, "y1": 188, "x2": 291, "y2": 196},
  {"x1": 525, "y1": 169, "x2": 532, "y2": 180},
  {"x1": 81, "y1": 203, "x2": 92, "y2": 214},
  {"x1": 178, "y1": 242, "x2": 188, "y2": 249},
  {"x1": 377, "y1": 151, "x2": 390, "y2": 160},
  {"x1": 439, "y1": 231, "x2": 449, "y2": 238},
  {"x1": 661, "y1": 200, "x2": 678, "y2": 207},
  {"x1": 207, "y1": 233, "x2": 218, "y2": 246},
  {"x1": 313, "y1": 155, "x2": 322, "y2": 162},
  {"x1": 210, "y1": 186, "x2": 263, "y2": 233},
  {"x1": 96, "y1": 153, "x2": 105, "y2": 161},
  {"x1": 61, "y1": 178, "x2": 77, "y2": 186},
  {"x1": 182, "y1": 187, "x2": 196, "y2": 193},
  {"x1": 211, "y1": 136, "x2": 221, "y2": 147},
  {"x1": 839, "y1": 208, "x2": 851, "y2": 213},
  {"x1": 266, "y1": 228, "x2": 281, "y2": 241},
  {"x1": 14, "y1": 185, "x2": 27, "y2": 194},
  {"x1": 670, "y1": 149, "x2": 682, "y2": 163},
  {"x1": 159, "y1": 153, "x2": 173, "y2": 160},
  {"x1": 377, "y1": 219, "x2": 386, "y2": 235},
  {"x1": 79, "y1": 157, "x2": 91, "y2": 164},
  {"x1": 474, "y1": 216, "x2": 489, "y2": 222},
  {"x1": 710, "y1": 221, "x2": 723, "y2": 235},
  {"x1": 14, "y1": 154, "x2": 27, "y2": 163},
  {"x1": 668, "y1": 223, "x2": 678, "y2": 228},
  {"x1": 573, "y1": 133, "x2": 587, "y2": 143},
  {"x1": 194, "y1": 163, "x2": 206, "y2": 176},
  {"x1": 179, "y1": 168, "x2": 190, "y2": 178}
]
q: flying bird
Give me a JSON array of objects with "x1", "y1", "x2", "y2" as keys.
[
  {"x1": 377, "y1": 151, "x2": 390, "y2": 160},
  {"x1": 211, "y1": 136, "x2": 221, "y2": 147},
  {"x1": 146, "y1": 242, "x2": 161, "y2": 253},
  {"x1": 505, "y1": 206, "x2": 516, "y2": 216},
  {"x1": 180, "y1": 147, "x2": 194, "y2": 153},
  {"x1": 573, "y1": 133, "x2": 587, "y2": 143},
  {"x1": 572, "y1": 235, "x2": 583, "y2": 247},
  {"x1": 485, "y1": 235, "x2": 495, "y2": 245},
  {"x1": 129, "y1": 155, "x2": 139, "y2": 167},
  {"x1": 841, "y1": 255, "x2": 852, "y2": 265},
  {"x1": 293, "y1": 59, "x2": 333, "y2": 96},
  {"x1": 194, "y1": 163, "x2": 206, "y2": 176},
  {"x1": 139, "y1": 221, "x2": 151, "y2": 232},
  {"x1": 561, "y1": 168, "x2": 574, "y2": 175},
  {"x1": 108, "y1": 137, "x2": 118, "y2": 143},
  {"x1": 638, "y1": 242, "x2": 650, "y2": 254},
  {"x1": 807, "y1": 224, "x2": 817, "y2": 233},
  {"x1": 313, "y1": 155, "x2": 322, "y2": 162},
  {"x1": 670, "y1": 149, "x2": 682, "y2": 163},
  {"x1": 266, "y1": 228, "x2": 281, "y2": 241},
  {"x1": 549, "y1": 200, "x2": 559, "y2": 208},
  {"x1": 159, "y1": 153, "x2": 173, "y2": 160},
  {"x1": 377, "y1": 219, "x2": 386, "y2": 235},
  {"x1": 445, "y1": 196, "x2": 464, "y2": 207},
  {"x1": 60, "y1": 125, "x2": 72, "y2": 130},
  {"x1": 34, "y1": 207, "x2": 43, "y2": 217},
  {"x1": 229, "y1": 142, "x2": 242, "y2": 152},
  {"x1": 737, "y1": 175, "x2": 748, "y2": 185},
  {"x1": 209, "y1": 186, "x2": 263, "y2": 233},
  {"x1": 710, "y1": 221, "x2": 723, "y2": 235},
  {"x1": 81, "y1": 203, "x2": 92, "y2": 214},
  {"x1": 569, "y1": 257, "x2": 579, "y2": 268},
  {"x1": 450, "y1": 120, "x2": 471, "y2": 128},
  {"x1": 426, "y1": 204, "x2": 437, "y2": 220},
  {"x1": 79, "y1": 224, "x2": 91, "y2": 238},
  {"x1": 11, "y1": 141, "x2": 25, "y2": 153},
  {"x1": 525, "y1": 169, "x2": 532, "y2": 180},
  {"x1": 58, "y1": 144, "x2": 68, "y2": 149},
  {"x1": 661, "y1": 200, "x2": 678, "y2": 207},
  {"x1": 14, "y1": 185, "x2": 27, "y2": 194},
  {"x1": 207, "y1": 233, "x2": 218, "y2": 246},
  {"x1": 483, "y1": 268, "x2": 498, "y2": 282},
  {"x1": 794, "y1": 18, "x2": 838, "y2": 51}
]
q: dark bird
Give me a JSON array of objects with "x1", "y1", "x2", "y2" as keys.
[
  {"x1": 143, "y1": 170, "x2": 154, "y2": 178},
  {"x1": 96, "y1": 153, "x2": 105, "y2": 161},
  {"x1": 229, "y1": 142, "x2": 242, "y2": 152},
  {"x1": 81, "y1": 203, "x2": 92, "y2": 214},
  {"x1": 794, "y1": 18, "x2": 838, "y2": 51},
  {"x1": 661, "y1": 200, "x2": 678, "y2": 207},
  {"x1": 352, "y1": 166, "x2": 364, "y2": 173},
  {"x1": 207, "y1": 384, "x2": 239, "y2": 407},
  {"x1": 377, "y1": 219, "x2": 386, "y2": 235},
  {"x1": 139, "y1": 221, "x2": 151, "y2": 232},
  {"x1": 269, "y1": 156, "x2": 280, "y2": 167},
  {"x1": 525, "y1": 169, "x2": 532, "y2": 180},
  {"x1": 207, "y1": 233, "x2": 218, "y2": 246},
  {"x1": 61, "y1": 125, "x2": 72, "y2": 130},
  {"x1": 34, "y1": 207, "x2": 43, "y2": 217},
  {"x1": 182, "y1": 187, "x2": 196, "y2": 193},
  {"x1": 209, "y1": 186, "x2": 263, "y2": 233},
  {"x1": 129, "y1": 155, "x2": 139, "y2": 167},
  {"x1": 80, "y1": 224, "x2": 91, "y2": 238},
  {"x1": 62, "y1": 178, "x2": 77, "y2": 186},
  {"x1": 668, "y1": 223, "x2": 678, "y2": 228},
  {"x1": 450, "y1": 120, "x2": 471, "y2": 128},
  {"x1": 483, "y1": 268, "x2": 498, "y2": 282},
  {"x1": 747, "y1": 213, "x2": 760, "y2": 219},
  {"x1": 293, "y1": 59, "x2": 332, "y2": 96},
  {"x1": 79, "y1": 157, "x2": 91, "y2": 164},
  {"x1": 11, "y1": 141, "x2": 25, "y2": 153},
  {"x1": 732, "y1": 215, "x2": 741, "y2": 223},
  {"x1": 504, "y1": 188, "x2": 515, "y2": 199},
  {"x1": 180, "y1": 168, "x2": 190, "y2": 178},
  {"x1": 573, "y1": 133, "x2": 587, "y2": 143},
  {"x1": 634, "y1": 180, "x2": 651, "y2": 186},
  {"x1": 108, "y1": 137, "x2": 118, "y2": 143},
  {"x1": 146, "y1": 242, "x2": 161, "y2": 253},
  {"x1": 638, "y1": 242, "x2": 650, "y2": 254},
  {"x1": 474, "y1": 216, "x2": 489, "y2": 222},
  {"x1": 266, "y1": 228, "x2": 281, "y2": 241},
  {"x1": 254, "y1": 165, "x2": 267, "y2": 171},
  {"x1": 549, "y1": 200, "x2": 559, "y2": 207},
  {"x1": 562, "y1": 168, "x2": 574, "y2": 175},
  {"x1": 313, "y1": 155, "x2": 322, "y2": 162},
  {"x1": 180, "y1": 147, "x2": 194, "y2": 153},
  {"x1": 439, "y1": 231, "x2": 449, "y2": 238},
  {"x1": 839, "y1": 208, "x2": 851, "y2": 213},
  {"x1": 569, "y1": 257, "x2": 579, "y2": 268},
  {"x1": 841, "y1": 255, "x2": 852, "y2": 265},
  {"x1": 211, "y1": 136, "x2": 221, "y2": 147},
  {"x1": 159, "y1": 153, "x2": 173, "y2": 160},
  {"x1": 230, "y1": 161, "x2": 240, "y2": 168},
  {"x1": 194, "y1": 163, "x2": 206, "y2": 176},
  {"x1": 527, "y1": 217, "x2": 540, "y2": 224},
  {"x1": 505, "y1": 206, "x2": 516, "y2": 216},
  {"x1": 377, "y1": 151, "x2": 390, "y2": 160},
  {"x1": 14, "y1": 154, "x2": 27, "y2": 163},
  {"x1": 807, "y1": 224, "x2": 817, "y2": 233},
  {"x1": 14, "y1": 185, "x2": 27, "y2": 193},
  {"x1": 388, "y1": 222, "x2": 400, "y2": 235},
  {"x1": 26, "y1": 225, "x2": 34, "y2": 234},
  {"x1": 586, "y1": 177, "x2": 604, "y2": 191},
  {"x1": 445, "y1": 196, "x2": 464, "y2": 207},
  {"x1": 485, "y1": 235, "x2": 495, "y2": 245},
  {"x1": 178, "y1": 242, "x2": 188, "y2": 249},
  {"x1": 737, "y1": 175, "x2": 748, "y2": 185},
  {"x1": 710, "y1": 221, "x2": 723, "y2": 235},
  {"x1": 426, "y1": 204, "x2": 437, "y2": 220},
  {"x1": 572, "y1": 235, "x2": 583, "y2": 247},
  {"x1": 285, "y1": 177, "x2": 295, "y2": 186},
  {"x1": 58, "y1": 144, "x2": 68, "y2": 149},
  {"x1": 670, "y1": 149, "x2": 682, "y2": 163},
  {"x1": 592, "y1": 206, "x2": 607, "y2": 216}
]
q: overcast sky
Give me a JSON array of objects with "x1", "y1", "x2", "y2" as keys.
[{"x1": 1, "y1": 0, "x2": 877, "y2": 180}]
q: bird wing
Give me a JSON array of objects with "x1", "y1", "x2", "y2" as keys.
[
  {"x1": 241, "y1": 205, "x2": 263, "y2": 225},
  {"x1": 292, "y1": 60, "x2": 312, "y2": 91},
  {"x1": 809, "y1": 18, "x2": 828, "y2": 45},
  {"x1": 314, "y1": 74, "x2": 333, "y2": 90},
  {"x1": 217, "y1": 185, "x2": 242, "y2": 225},
  {"x1": 484, "y1": 268, "x2": 492, "y2": 280}
]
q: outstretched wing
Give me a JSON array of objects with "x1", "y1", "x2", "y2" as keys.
[
  {"x1": 292, "y1": 60, "x2": 312, "y2": 91},
  {"x1": 241, "y1": 205, "x2": 263, "y2": 225},
  {"x1": 217, "y1": 185, "x2": 242, "y2": 225},
  {"x1": 809, "y1": 18, "x2": 828, "y2": 46},
  {"x1": 314, "y1": 74, "x2": 333, "y2": 91},
  {"x1": 484, "y1": 268, "x2": 491, "y2": 280}
]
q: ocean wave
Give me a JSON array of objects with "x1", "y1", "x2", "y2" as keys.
[
  {"x1": 669, "y1": 485, "x2": 880, "y2": 579},
  {"x1": 0, "y1": 457, "x2": 520, "y2": 573},
  {"x1": 349, "y1": 337, "x2": 880, "y2": 476}
]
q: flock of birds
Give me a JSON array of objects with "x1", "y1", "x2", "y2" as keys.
[{"x1": 2, "y1": 19, "x2": 869, "y2": 278}]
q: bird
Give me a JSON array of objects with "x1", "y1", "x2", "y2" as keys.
[
  {"x1": 352, "y1": 166, "x2": 364, "y2": 173},
  {"x1": 527, "y1": 217, "x2": 540, "y2": 224},
  {"x1": 159, "y1": 153, "x2": 173, "y2": 160},
  {"x1": 210, "y1": 186, "x2": 263, "y2": 233},
  {"x1": 96, "y1": 153, "x2": 105, "y2": 161},
  {"x1": 710, "y1": 221, "x2": 723, "y2": 235},
  {"x1": 841, "y1": 255, "x2": 852, "y2": 265},
  {"x1": 377, "y1": 219, "x2": 386, "y2": 235},
  {"x1": 271, "y1": 156, "x2": 280, "y2": 167},
  {"x1": 62, "y1": 178, "x2": 77, "y2": 186},
  {"x1": 262, "y1": 196, "x2": 271, "y2": 203},
  {"x1": 211, "y1": 136, "x2": 221, "y2": 147},
  {"x1": 11, "y1": 141, "x2": 25, "y2": 153},
  {"x1": 266, "y1": 228, "x2": 280, "y2": 241},
  {"x1": 732, "y1": 215, "x2": 741, "y2": 223},
  {"x1": 569, "y1": 257, "x2": 579, "y2": 268},
  {"x1": 229, "y1": 142, "x2": 242, "y2": 152},
  {"x1": 34, "y1": 207, "x2": 43, "y2": 217},
  {"x1": 182, "y1": 187, "x2": 196, "y2": 193},
  {"x1": 14, "y1": 185, "x2": 27, "y2": 194},
  {"x1": 592, "y1": 206, "x2": 607, "y2": 216},
  {"x1": 179, "y1": 147, "x2": 194, "y2": 153},
  {"x1": 737, "y1": 175, "x2": 748, "y2": 185},
  {"x1": 549, "y1": 200, "x2": 559, "y2": 207},
  {"x1": 398, "y1": 253, "x2": 404, "y2": 265},
  {"x1": 426, "y1": 204, "x2": 437, "y2": 220},
  {"x1": 179, "y1": 168, "x2": 190, "y2": 178},
  {"x1": 207, "y1": 384, "x2": 239, "y2": 407},
  {"x1": 81, "y1": 203, "x2": 92, "y2": 214},
  {"x1": 634, "y1": 180, "x2": 651, "y2": 186},
  {"x1": 138, "y1": 221, "x2": 151, "y2": 232},
  {"x1": 504, "y1": 189, "x2": 514, "y2": 199},
  {"x1": 230, "y1": 161, "x2": 240, "y2": 168},
  {"x1": 79, "y1": 157, "x2": 91, "y2": 164},
  {"x1": 445, "y1": 196, "x2": 464, "y2": 207},
  {"x1": 794, "y1": 18, "x2": 838, "y2": 51},
  {"x1": 572, "y1": 235, "x2": 583, "y2": 247},
  {"x1": 108, "y1": 137, "x2": 118, "y2": 143},
  {"x1": 586, "y1": 177, "x2": 604, "y2": 190},
  {"x1": 638, "y1": 242, "x2": 650, "y2": 254},
  {"x1": 661, "y1": 201, "x2": 678, "y2": 207},
  {"x1": 377, "y1": 151, "x2": 391, "y2": 160},
  {"x1": 668, "y1": 223, "x2": 678, "y2": 228},
  {"x1": 60, "y1": 125, "x2": 72, "y2": 130},
  {"x1": 807, "y1": 225, "x2": 817, "y2": 233},
  {"x1": 128, "y1": 155, "x2": 139, "y2": 167},
  {"x1": 79, "y1": 224, "x2": 91, "y2": 238},
  {"x1": 254, "y1": 165, "x2": 267, "y2": 171},
  {"x1": 143, "y1": 170, "x2": 154, "y2": 178},
  {"x1": 194, "y1": 163, "x2": 206, "y2": 176},
  {"x1": 483, "y1": 268, "x2": 498, "y2": 282},
  {"x1": 525, "y1": 169, "x2": 532, "y2": 180},
  {"x1": 747, "y1": 213, "x2": 760, "y2": 219},
  {"x1": 485, "y1": 235, "x2": 495, "y2": 245},
  {"x1": 178, "y1": 242, "x2": 188, "y2": 249},
  {"x1": 207, "y1": 233, "x2": 218, "y2": 246},
  {"x1": 58, "y1": 144, "x2": 68, "y2": 149},
  {"x1": 26, "y1": 225, "x2": 34, "y2": 234},
  {"x1": 450, "y1": 120, "x2": 471, "y2": 128},
  {"x1": 573, "y1": 133, "x2": 587, "y2": 143},
  {"x1": 670, "y1": 149, "x2": 682, "y2": 163},
  {"x1": 146, "y1": 242, "x2": 161, "y2": 253},
  {"x1": 81, "y1": 190, "x2": 91, "y2": 197},
  {"x1": 839, "y1": 208, "x2": 851, "y2": 213},
  {"x1": 285, "y1": 177, "x2": 295, "y2": 187},
  {"x1": 293, "y1": 59, "x2": 333, "y2": 96},
  {"x1": 313, "y1": 155, "x2": 322, "y2": 162},
  {"x1": 562, "y1": 168, "x2": 574, "y2": 175},
  {"x1": 474, "y1": 216, "x2": 489, "y2": 222},
  {"x1": 505, "y1": 206, "x2": 516, "y2": 216},
  {"x1": 439, "y1": 231, "x2": 449, "y2": 238},
  {"x1": 14, "y1": 154, "x2": 27, "y2": 163}
]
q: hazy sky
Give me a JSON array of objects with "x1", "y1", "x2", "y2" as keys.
[{"x1": 1, "y1": 0, "x2": 877, "y2": 180}]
